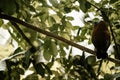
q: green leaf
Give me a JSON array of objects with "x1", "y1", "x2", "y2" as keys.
[
  {"x1": 66, "y1": 21, "x2": 72, "y2": 28},
  {"x1": 43, "y1": 39, "x2": 58, "y2": 60},
  {"x1": 0, "y1": 19, "x2": 4, "y2": 27},
  {"x1": 11, "y1": 70, "x2": 20, "y2": 80},
  {"x1": 33, "y1": 63, "x2": 45, "y2": 77},
  {"x1": 60, "y1": 49, "x2": 66, "y2": 57},
  {"x1": 81, "y1": 27, "x2": 87, "y2": 36},
  {"x1": 47, "y1": 62, "x2": 54, "y2": 68},
  {"x1": 61, "y1": 16, "x2": 66, "y2": 27},
  {"x1": 64, "y1": 7, "x2": 71, "y2": 13},
  {"x1": 110, "y1": 0, "x2": 118, "y2": 4},
  {"x1": 79, "y1": 52, "x2": 86, "y2": 66},
  {"x1": 42, "y1": 63, "x2": 52, "y2": 75},
  {"x1": 24, "y1": 73, "x2": 38, "y2": 80},
  {"x1": 73, "y1": 26, "x2": 80, "y2": 30},
  {"x1": 24, "y1": 28, "x2": 37, "y2": 42},
  {"x1": 40, "y1": 9, "x2": 49, "y2": 22},
  {"x1": 0, "y1": 0, "x2": 16, "y2": 15},
  {"x1": 79, "y1": 0, "x2": 91, "y2": 13},
  {"x1": 86, "y1": 1, "x2": 91, "y2": 10},
  {"x1": 60, "y1": 32, "x2": 70, "y2": 40},
  {"x1": 49, "y1": 0, "x2": 59, "y2": 7},
  {"x1": 44, "y1": 38, "x2": 51, "y2": 49},
  {"x1": 65, "y1": 21, "x2": 72, "y2": 34},
  {"x1": 104, "y1": 74, "x2": 114, "y2": 80},
  {"x1": 29, "y1": 5, "x2": 36, "y2": 12},
  {"x1": 50, "y1": 24, "x2": 59, "y2": 33},
  {"x1": 17, "y1": 68, "x2": 24, "y2": 75},
  {"x1": 12, "y1": 47, "x2": 23, "y2": 55},
  {"x1": 22, "y1": 50, "x2": 32, "y2": 69},
  {"x1": 57, "y1": 12, "x2": 63, "y2": 18},
  {"x1": 50, "y1": 41, "x2": 58, "y2": 56},
  {"x1": 86, "y1": 55, "x2": 96, "y2": 65},
  {"x1": 21, "y1": 10, "x2": 27, "y2": 19},
  {"x1": 79, "y1": 0, "x2": 86, "y2": 13},
  {"x1": 33, "y1": 12, "x2": 45, "y2": 17},
  {"x1": 43, "y1": 49, "x2": 52, "y2": 61},
  {"x1": 66, "y1": 16, "x2": 74, "y2": 21},
  {"x1": 48, "y1": 16, "x2": 56, "y2": 27},
  {"x1": 43, "y1": 38, "x2": 52, "y2": 60}
]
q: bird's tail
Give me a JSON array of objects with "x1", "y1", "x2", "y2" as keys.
[{"x1": 97, "y1": 50, "x2": 108, "y2": 59}]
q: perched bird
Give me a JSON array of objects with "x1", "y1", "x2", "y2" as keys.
[{"x1": 92, "y1": 21, "x2": 110, "y2": 59}]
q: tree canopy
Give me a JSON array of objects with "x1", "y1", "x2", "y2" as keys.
[{"x1": 0, "y1": 0, "x2": 120, "y2": 80}]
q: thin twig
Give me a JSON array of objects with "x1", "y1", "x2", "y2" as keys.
[
  {"x1": 87, "y1": 1, "x2": 100, "y2": 10},
  {"x1": 0, "y1": 13, "x2": 120, "y2": 64}
]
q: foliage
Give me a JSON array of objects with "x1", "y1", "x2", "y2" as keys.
[{"x1": 0, "y1": 0, "x2": 120, "y2": 80}]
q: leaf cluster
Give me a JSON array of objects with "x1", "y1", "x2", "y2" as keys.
[{"x1": 0, "y1": 0, "x2": 120, "y2": 80}]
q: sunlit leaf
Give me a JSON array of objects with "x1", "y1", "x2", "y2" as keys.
[
  {"x1": 50, "y1": 41, "x2": 58, "y2": 56},
  {"x1": 61, "y1": 33, "x2": 70, "y2": 40},
  {"x1": 39, "y1": 9, "x2": 49, "y2": 22},
  {"x1": 65, "y1": 21, "x2": 72, "y2": 34},
  {"x1": 49, "y1": 0, "x2": 59, "y2": 7},
  {"x1": 48, "y1": 16, "x2": 56, "y2": 27},
  {"x1": 43, "y1": 50, "x2": 52, "y2": 61}
]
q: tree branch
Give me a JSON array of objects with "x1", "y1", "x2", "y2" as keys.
[
  {"x1": 0, "y1": 13, "x2": 120, "y2": 64},
  {"x1": 0, "y1": 13, "x2": 94, "y2": 54}
]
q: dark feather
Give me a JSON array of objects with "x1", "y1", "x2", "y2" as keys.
[{"x1": 92, "y1": 21, "x2": 110, "y2": 59}]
